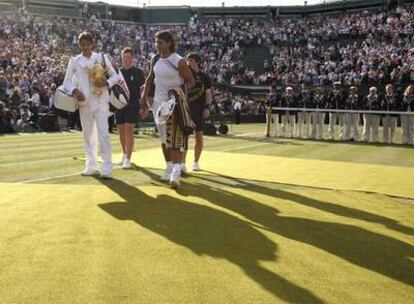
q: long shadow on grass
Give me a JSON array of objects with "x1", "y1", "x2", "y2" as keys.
[
  {"x1": 194, "y1": 170, "x2": 414, "y2": 236},
  {"x1": 169, "y1": 169, "x2": 414, "y2": 286},
  {"x1": 97, "y1": 176, "x2": 323, "y2": 303}
]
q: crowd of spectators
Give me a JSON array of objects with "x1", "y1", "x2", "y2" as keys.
[
  {"x1": 212, "y1": 88, "x2": 265, "y2": 116},
  {"x1": 1, "y1": 3, "x2": 413, "y2": 132}
]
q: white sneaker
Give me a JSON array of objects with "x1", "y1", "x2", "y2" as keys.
[
  {"x1": 122, "y1": 158, "x2": 132, "y2": 170},
  {"x1": 81, "y1": 169, "x2": 99, "y2": 176},
  {"x1": 170, "y1": 168, "x2": 181, "y2": 189},
  {"x1": 192, "y1": 162, "x2": 201, "y2": 171},
  {"x1": 160, "y1": 165, "x2": 173, "y2": 181},
  {"x1": 100, "y1": 172, "x2": 112, "y2": 179},
  {"x1": 118, "y1": 154, "x2": 126, "y2": 166},
  {"x1": 180, "y1": 163, "x2": 187, "y2": 175}
]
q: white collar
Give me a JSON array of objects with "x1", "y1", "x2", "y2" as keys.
[{"x1": 79, "y1": 52, "x2": 101, "y2": 69}]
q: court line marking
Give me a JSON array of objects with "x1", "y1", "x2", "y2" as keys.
[
  {"x1": 18, "y1": 172, "x2": 82, "y2": 184},
  {"x1": 17, "y1": 162, "x2": 128, "y2": 184}
]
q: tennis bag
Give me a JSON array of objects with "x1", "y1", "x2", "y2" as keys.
[
  {"x1": 54, "y1": 86, "x2": 78, "y2": 113},
  {"x1": 170, "y1": 87, "x2": 195, "y2": 136},
  {"x1": 101, "y1": 53, "x2": 129, "y2": 112}
]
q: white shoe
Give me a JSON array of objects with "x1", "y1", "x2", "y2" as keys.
[
  {"x1": 100, "y1": 172, "x2": 112, "y2": 179},
  {"x1": 81, "y1": 169, "x2": 99, "y2": 176},
  {"x1": 160, "y1": 165, "x2": 173, "y2": 181},
  {"x1": 180, "y1": 163, "x2": 187, "y2": 175},
  {"x1": 170, "y1": 168, "x2": 181, "y2": 189},
  {"x1": 118, "y1": 154, "x2": 126, "y2": 166},
  {"x1": 122, "y1": 158, "x2": 132, "y2": 170},
  {"x1": 192, "y1": 162, "x2": 201, "y2": 171}
]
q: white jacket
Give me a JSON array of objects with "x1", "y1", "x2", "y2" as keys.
[{"x1": 63, "y1": 52, "x2": 119, "y2": 112}]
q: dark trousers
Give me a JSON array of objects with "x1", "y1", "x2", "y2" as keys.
[
  {"x1": 235, "y1": 110, "x2": 241, "y2": 124},
  {"x1": 108, "y1": 115, "x2": 115, "y2": 133},
  {"x1": 69, "y1": 110, "x2": 81, "y2": 130}
]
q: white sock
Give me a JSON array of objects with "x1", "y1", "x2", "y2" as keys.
[
  {"x1": 173, "y1": 163, "x2": 181, "y2": 172},
  {"x1": 167, "y1": 161, "x2": 173, "y2": 168}
]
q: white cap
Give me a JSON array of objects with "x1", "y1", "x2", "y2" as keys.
[{"x1": 286, "y1": 87, "x2": 293, "y2": 91}]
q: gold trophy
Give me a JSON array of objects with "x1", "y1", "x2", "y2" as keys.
[{"x1": 89, "y1": 61, "x2": 108, "y2": 96}]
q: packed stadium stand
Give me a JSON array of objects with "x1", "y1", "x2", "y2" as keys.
[{"x1": 0, "y1": 0, "x2": 413, "y2": 144}]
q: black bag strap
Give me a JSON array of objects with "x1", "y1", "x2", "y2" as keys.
[
  {"x1": 101, "y1": 53, "x2": 106, "y2": 69},
  {"x1": 165, "y1": 59, "x2": 178, "y2": 71}
]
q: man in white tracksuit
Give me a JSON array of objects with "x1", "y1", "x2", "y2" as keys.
[{"x1": 63, "y1": 32, "x2": 119, "y2": 178}]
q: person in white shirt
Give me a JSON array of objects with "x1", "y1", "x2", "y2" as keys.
[
  {"x1": 63, "y1": 32, "x2": 119, "y2": 178},
  {"x1": 28, "y1": 89, "x2": 40, "y2": 107},
  {"x1": 140, "y1": 31, "x2": 194, "y2": 189}
]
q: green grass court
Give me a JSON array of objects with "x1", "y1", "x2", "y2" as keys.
[{"x1": 0, "y1": 124, "x2": 413, "y2": 303}]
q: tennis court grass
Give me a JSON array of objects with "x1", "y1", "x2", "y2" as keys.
[{"x1": 1, "y1": 124, "x2": 413, "y2": 303}]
